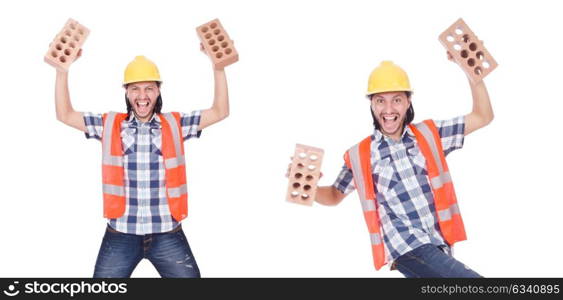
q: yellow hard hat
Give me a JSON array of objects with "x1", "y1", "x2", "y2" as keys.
[
  {"x1": 123, "y1": 56, "x2": 161, "y2": 85},
  {"x1": 366, "y1": 61, "x2": 412, "y2": 96}
]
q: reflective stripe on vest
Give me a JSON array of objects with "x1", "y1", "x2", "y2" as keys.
[
  {"x1": 410, "y1": 120, "x2": 466, "y2": 244},
  {"x1": 102, "y1": 112, "x2": 123, "y2": 166},
  {"x1": 102, "y1": 184, "x2": 125, "y2": 197},
  {"x1": 168, "y1": 184, "x2": 188, "y2": 198},
  {"x1": 413, "y1": 121, "x2": 451, "y2": 189},
  {"x1": 161, "y1": 113, "x2": 184, "y2": 167},
  {"x1": 165, "y1": 156, "x2": 186, "y2": 169},
  {"x1": 345, "y1": 120, "x2": 467, "y2": 270},
  {"x1": 102, "y1": 112, "x2": 127, "y2": 218},
  {"x1": 345, "y1": 136, "x2": 386, "y2": 270},
  {"x1": 160, "y1": 112, "x2": 189, "y2": 221},
  {"x1": 101, "y1": 112, "x2": 189, "y2": 222}
]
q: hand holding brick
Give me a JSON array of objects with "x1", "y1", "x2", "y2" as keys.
[
  {"x1": 196, "y1": 19, "x2": 238, "y2": 70},
  {"x1": 439, "y1": 18, "x2": 497, "y2": 83},
  {"x1": 44, "y1": 18, "x2": 89, "y2": 72},
  {"x1": 286, "y1": 144, "x2": 324, "y2": 206}
]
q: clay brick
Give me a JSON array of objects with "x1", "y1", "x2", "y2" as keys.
[
  {"x1": 286, "y1": 144, "x2": 324, "y2": 206},
  {"x1": 196, "y1": 19, "x2": 238, "y2": 70},
  {"x1": 439, "y1": 18, "x2": 497, "y2": 83},
  {"x1": 44, "y1": 18, "x2": 89, "y2": 71}
]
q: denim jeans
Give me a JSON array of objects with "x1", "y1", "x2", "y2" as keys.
[
  {"x1": 394, "y1": 244, "x2": 482, "y2": 278},
  {"x1": 93, "y1": 224, "x2": 200, "y2": 278}
]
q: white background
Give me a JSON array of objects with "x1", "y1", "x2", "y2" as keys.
[{"x1": 1, "y1": 0, "x2": 562, "y2": 277}]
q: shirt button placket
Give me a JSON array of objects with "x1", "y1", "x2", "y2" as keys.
[{"x1": 140, "y1": 124, "x2": 150, "y2": 234}]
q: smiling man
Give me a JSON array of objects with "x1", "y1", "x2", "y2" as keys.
[
  {"x1": 312, "y1": 60, "x2": 493, "y2": 277},
  {"x1": 53, "y1": 51, "x2": 231, "y2": 277}
]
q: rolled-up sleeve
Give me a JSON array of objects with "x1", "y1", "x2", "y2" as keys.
[
  {"x1": 332, "y1": 164, "x2": 356, "y2": 195},
  {"x1": 83, "y1": 112, "x2": 104, "y2": 141},
  {"x1": 434, "y1": 116, "x2": 465, "y2": 156},
  {"x1": 180, "y1": 110, "x2": 202, "y2": 141}
]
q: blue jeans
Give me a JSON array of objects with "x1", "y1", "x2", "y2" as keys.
[
  {"x1": 394, "y1": 244, "x2": 482, "y2": 278},
  {"x1": 93, "y1": 224, "x2": 200, "y2": 278}
]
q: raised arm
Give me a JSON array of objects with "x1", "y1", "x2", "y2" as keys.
[
  {"x1": 198, "y1": 41, "x2": 230, "y2": 131},
  {"x1": 447, "y1": 51, "x2": 494, "y2": 136},
  {"x1": 464, "y1": 79, "x2": 493, "y2": 136},
  {"x1": 199, "y1": 69, "x2": 229, "y2": 130},
  {"x1": 54, "y1": 49, "x2": 86, "y2": 132}
]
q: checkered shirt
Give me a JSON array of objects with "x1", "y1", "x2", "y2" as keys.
[
  {"x1": 333, "y1": 116, "x2": 465, "y2": 263},
  {"x1": 84, "y1": 111, "x2": 202, "y2": 235}
]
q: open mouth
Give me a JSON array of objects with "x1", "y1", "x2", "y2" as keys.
[
  {"x1": 380, "y1": 114, "x2": 401, "y2": 133},
  {"x1": 135, "y1": 99, "x2": 151, "y2": 115},
  {"x1": 383, "y1": 115, "x2": 398, "y2": 123}
]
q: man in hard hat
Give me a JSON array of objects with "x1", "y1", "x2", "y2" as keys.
[
  {"x1": 311, "y1": 59, "x2": 493, "y2": 277},
  {"x1": 52, "y1": 49, "x2": 231, "y2": 277}
]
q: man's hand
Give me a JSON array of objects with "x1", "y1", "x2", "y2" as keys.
[
  {"x1": 54, "y1": 47, "x2": 86, "y2": 132},
  {"x1": 200, "y1": 42, "x2": 224, "y2": 71},
  {"x1": 52, "y1": 48, "x2": 82, "y2": 73},
  {"x1": 197, "y1": 41, "x2": 230, "y2": 130},
  {"x1": 200, "y1": 40, "x2": 235, "y2": 71}
]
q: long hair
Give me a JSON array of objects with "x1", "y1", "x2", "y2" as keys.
[
  {"x1": 124, "y1": 82, "x2": 163, "y2": 119},
  {"x1": 370, "y1": 91, "x2": 414, "y2": 131}
]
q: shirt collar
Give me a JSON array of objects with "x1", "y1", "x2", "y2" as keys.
[
  {"x1": 126, "y1": 113, "x2": 161, "y2": 128},
  {"x1": 373, "y1": 124, "x2": 415, "y2": 143}
]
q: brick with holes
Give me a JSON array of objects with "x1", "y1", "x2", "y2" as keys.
[
  {"x1": 439, "y1": 18, "x2": 497, "y2": 83},
  {"x1": 196, "y1": 19, "x2": 238, "y2": 70},
  {"x1": 44, "y1": 18, "x2": 89, "y2": 72},
  {"x1": 286, "y1": 144, "x2": 324, "y2": 206}
]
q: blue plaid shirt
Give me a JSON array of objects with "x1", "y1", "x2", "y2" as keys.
[
  {"x1": 333, "y1": 116, "x2": 465, "y2": 263},
  {"x1": 84, "y1": 111, "x2": 202, "y2": 235}
]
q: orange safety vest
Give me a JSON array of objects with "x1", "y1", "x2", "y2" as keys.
[
  {"x1": 101, "y1": 112, "x2": 189, "y2": 222},
  {"x1": 344, "y1": 120, "x2": 467, "y2": 270}
]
